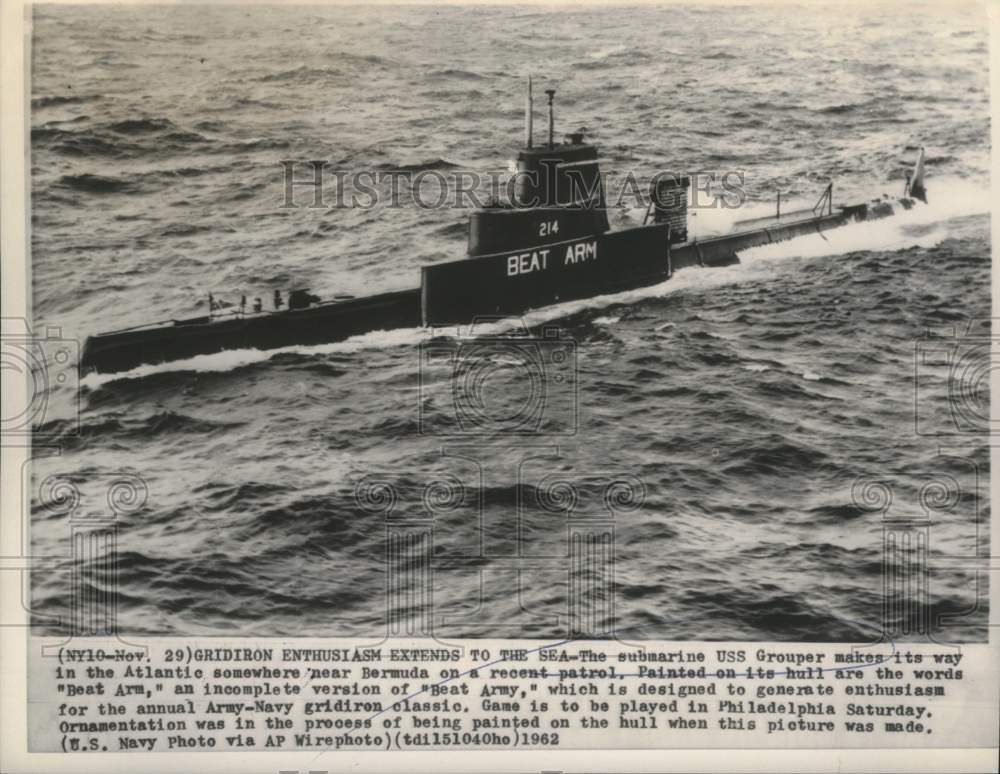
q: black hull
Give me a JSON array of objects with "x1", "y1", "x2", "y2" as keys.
[{"x1": 81, "y1": 289, "x2": 421, "y2": 375}]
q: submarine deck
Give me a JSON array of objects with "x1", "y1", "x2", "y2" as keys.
[{"x1": 80, "y1": 288, "x2": 422, "y2": 374}]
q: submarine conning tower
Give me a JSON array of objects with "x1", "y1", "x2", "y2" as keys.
[{"x1": 468, "y1": 82, "x2": 611, "y2": 257}]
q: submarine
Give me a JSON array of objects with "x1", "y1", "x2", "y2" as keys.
[{"x1": 79, "y1": 80, "x2": 928, "y2": 375}]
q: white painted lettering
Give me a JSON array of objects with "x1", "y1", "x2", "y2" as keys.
[
  {"x1": 564, "y1": 241, "x2": 598, "y2": 265},
  {"x1": 506, "y1": 249, "x2": 551, "y2": 277}
]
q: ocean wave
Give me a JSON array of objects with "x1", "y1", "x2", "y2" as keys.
[
  {"x1": 257, "y1": 56, "x2": 385, "y2": 83},
  {"x1": 417, "y1": 88, "x2": 485, "y2": 101},
  {"x1": 144, "y1": 410, "x2": 246, "y2": 436},
  {"x1": 163, "y1": 130, "x2": 210, "y2": 145},
  {"x1": 805, "y1": 502, "x2": 869, "y2": 524},
  {"x1": 703, "y1": 50, "x2": 738, "y2": 60},
  {"x1": 52, "y1": 134, "x2": 127, "y2": 157},
  {"x1": 54, "y1": 173, "x2": 137, "y2": 194},
  {"x1": 33, "y1": 118, "x2": 212, "y2": 158},
  {"x1": 377, "y1": 158, "x2": 462, "y2": 173},
  {"x1": 221, "y1": 137, "x2": 291, "y2": 152},
  {"x1": 684, "y1": 585, "x2": 872, "y2": 641},
  {"x1": 258, "y1": 65, "x2": 345, "y2": 83},
  {"x1": 193, "y1": 119, "x2": 229, "y2": 132},
  {"x1": 575, "y1": 49, "x2": 652, "y2": 70},
  {"x1": 428, "y1": 67, "x2": 485, "y2": 80},
  {"x1": 813, "y1": 102, "x2": 870, "y2": 115},
  {"x1": 149, "y1": 163, "x2": 235, "y2": 179},
  {"x1": 157, "y1": 222, "x2": 219, "y2": 237},
  {"x1": 107, "y1": 117, "x2": 177, "y2": 134},
  {"x1": 239, "y1": 495, "x2": 374, "y2": 543},
  {"x1": 195, "y1": 480, "x2": 295, "y2": 512},
  {"x1": 32, "y1": 93, "x2": 100, "y2": 109},
  {"x1": 432, "y1": 220, "x2": 468, "y2": 238},
  {"x1": 35, "y1": 410, "x2": 245, "y2": 450},
  {"x1": 720, "y1": 437, "x2": 830, "y2": 477}
]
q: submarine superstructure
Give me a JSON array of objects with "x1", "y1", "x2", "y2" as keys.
[{"x1": 79, "y1": 80, "x2": 928, "y2": 375}]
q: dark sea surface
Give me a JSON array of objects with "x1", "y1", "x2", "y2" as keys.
[{"x1": 28, "y1": 3, "x2": 990, "y2": 640}]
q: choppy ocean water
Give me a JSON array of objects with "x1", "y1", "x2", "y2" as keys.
[{"x1": 26, "y1": 3, "x2": 990, "y2": 640}]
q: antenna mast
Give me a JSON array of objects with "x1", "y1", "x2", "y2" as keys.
[
  {"x1": 545, "y1": 89, "x2": 556, "y2": 147},
  {"x1": 525, "y1": 75, "x2": 533, "y2": 149}
]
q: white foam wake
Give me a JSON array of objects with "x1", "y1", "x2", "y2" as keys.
[{"x1": 81, "y1": 326, "x2": 432, "y2": 388}]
